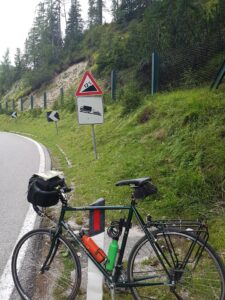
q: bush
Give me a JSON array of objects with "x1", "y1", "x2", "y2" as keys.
[
  {"x1": 137, "y1": 105, "x2": 155, "y2": 124},
  {"x1": 119, "y1": 84, "x2": 143, "y2": 115},
  {"x1": 29, "y1": 108, "x2": 42, "y2": 118}
]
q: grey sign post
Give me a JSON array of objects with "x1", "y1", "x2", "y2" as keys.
[{"x1": 30, "y1": 95, "x2": 34, "y2": 110}]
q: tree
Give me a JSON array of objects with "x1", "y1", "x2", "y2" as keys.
[
  {"x1": 111, "y1": 0, "x2": 119, "y2": 21},
  {"x1": 14, "y1": 48, "x2": 23, "y2": 81},
  {"x1": 97, "y1": 0, "x2": 103, "y2": 25},
  {"x1": 23, "y1": 2, "x2": 48, "y2": 69},
  {"x1": 23, "y1": 0, "x2": 63, "y2": 87},
  {"x1": 88, "y1": 0, "x2": 98, "y2": 27},
  {"x1": 46, "y1": 0, "x2": 63, "y2": 62},
  {"x1": 0, "y1": 49, "x2": 14, "y2": 94},
  {"x1": 88, "y1": 0, "x2": 104, "y2": 27},
  {"x1": 117, "y1": 0, "x2": 153, "y2": 22},
  {"x1": 64, "y1": 0, "x2": 83, "y2": 53}
]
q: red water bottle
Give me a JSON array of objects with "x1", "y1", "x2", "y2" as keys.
[{"x1": 80, "y1": 231, "x2": 106, "y2": 263}]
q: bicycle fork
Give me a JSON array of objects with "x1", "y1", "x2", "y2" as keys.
[{"x1": 40, "y1": 230, "x2": 60, "y2": 273}]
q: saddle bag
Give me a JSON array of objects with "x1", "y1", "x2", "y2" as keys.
[{"x1": 27, "y1": 173, "x2": 64, "y2": 207}]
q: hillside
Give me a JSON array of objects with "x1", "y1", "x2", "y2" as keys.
[
  {"x1": 0, "y1": 83, "x2": 224, "y2": 252},
  {"x1": 2, "y1": 61, "x2": 88, "y2": 111}
]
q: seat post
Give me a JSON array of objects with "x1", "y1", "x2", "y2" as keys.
[{"x1": 131, "y1": 191, "x2": 137, "y2": 205}]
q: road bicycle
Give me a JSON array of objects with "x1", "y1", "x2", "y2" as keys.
[{"x1": 11, "y1": 172, "x2": 225, "y2": 300}]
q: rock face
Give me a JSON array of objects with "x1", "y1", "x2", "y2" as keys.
[
  {"x1": 10, "y1": 61, "x2": 88, "y2": 111},
  {"x1": 29, "y1": 61, "x2": 88, "y2": 110}
]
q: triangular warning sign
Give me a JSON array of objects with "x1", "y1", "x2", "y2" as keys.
[{"x1": 76, "y1": 71, "x2": 103, "y2": 96}]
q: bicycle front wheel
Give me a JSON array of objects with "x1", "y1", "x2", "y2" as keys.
[
  {"x1": 11, "y1": 229, "x2": 81, "y2": 300},
  {"x1": 128, "y1": 229, "x2": 225, "y2": 300}
]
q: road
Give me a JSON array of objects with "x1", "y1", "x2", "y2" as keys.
[
  {"x1": 0, "y1": 132, "x2": 144, "y2": 299},
  {"x1": 0, "y1": 132, "x2": 51, "y2": 299}
]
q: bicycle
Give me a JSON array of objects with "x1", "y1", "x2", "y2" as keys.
[{"x1": 11, "y1": 171, "x2": 225, "y2": 300}]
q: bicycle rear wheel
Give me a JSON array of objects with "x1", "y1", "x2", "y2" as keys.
[
  {"x1": 11, "y1": 229, "x2": 81, "y2": 300},
  {"x1": 128, "y1": 229, "x2": 225, "y2": 300}
]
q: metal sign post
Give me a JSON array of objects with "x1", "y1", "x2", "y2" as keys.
[
  {"x1": 151, "y1": 51, "x2": 159, "y2": 95},
  {"x1": 55, "y1": 121, "x2": 59, "y2": 135},
  {"x1": 91, "y1": 125, "x2": 97, "y2": 159}
]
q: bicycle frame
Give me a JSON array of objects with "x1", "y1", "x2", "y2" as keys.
[
  {"x1": 39, "y1": 187, "x2": 209, "y2": 291},
  {"x1": 42, "y1": 198, "x2": 174, "y2": 289}
]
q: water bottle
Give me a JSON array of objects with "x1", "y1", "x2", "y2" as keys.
[
  {"x1": 80, "y1": 232, "x2": 106, "y2": 263},
  {"x1": 106, "y1": 239, "x2": 119, "y2": 271}
]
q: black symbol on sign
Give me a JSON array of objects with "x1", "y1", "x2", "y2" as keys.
[
  {"x1": 80, "y1": 105, "x2": 101, "y2": 116},
  {"x1": 83, "y1": 81, "x2": 98, "y2": 92}
]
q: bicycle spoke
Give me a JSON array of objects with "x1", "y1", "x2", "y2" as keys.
[
  {"x1": 12, "y1": 229, "x2": 81, "y2": 300},
  {"x1": 128, "y1": 230, "x2": 225, "y2": 300}
]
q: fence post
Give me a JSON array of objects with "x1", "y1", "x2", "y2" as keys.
[
  {"x1": 5, "y1": 100, "x2": 8, "y2": 112},
  {"x1": 43, "y1": 92, "x2": 47, "y2": 109},
  {"x1": 30, "y1": 95, "x2": 34, "y2": 110},
  {"x1": 0, "y1": 102, "x2": 2, "y2": 113},
  {"x1": 12, "y1": 100, "x2": 15, "y2": 111},
  {"x1": 111, "y1": 70, "x2": 117, "y2": 100},
  {"x1": 60, "y1": 87, "x2": 64, "y2": 105},
  {"x1": 211, "y1": 59, "x2": 225, "y2": 89},
  {"x1": 151, "y1": 51, "x2": 159, "y2": 95},
  {"x1": 20, "y1": 98, "x2": 23, "y2": 112}
]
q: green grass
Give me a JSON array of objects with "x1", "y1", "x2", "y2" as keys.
[{"x1": 0, "y1": 86, "x2": 225, "y2": 252}]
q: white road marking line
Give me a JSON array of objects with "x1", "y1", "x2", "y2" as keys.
[
  {"x1": 56, "y1": 144, "x2": 72, "y2": 167},
  {"x1": 0, "y1": 134, "x2": 46, "y2": 299}
]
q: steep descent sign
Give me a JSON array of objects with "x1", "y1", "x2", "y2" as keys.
[{"x1": 76, "y1": 71, "x2": 103, "y2": 96}]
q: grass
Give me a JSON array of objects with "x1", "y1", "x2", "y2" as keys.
[{"x1": 0, "y1": 85, "x2": 225, "y2": 252}]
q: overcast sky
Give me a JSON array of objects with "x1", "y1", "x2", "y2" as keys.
[{"x1": 0, "y1": 0, "x2": 112, "y2": 64}]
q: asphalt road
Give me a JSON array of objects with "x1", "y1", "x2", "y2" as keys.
[
  {"x1": 0, "y1": 132, "x2": 144, "y2": 299},
  {"x1": 0, "y1": 132, "x2": 50, "y2": 298}
]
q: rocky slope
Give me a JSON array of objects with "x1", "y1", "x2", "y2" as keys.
[{"x1": 4, "y1": 61, "x2": 88, "y2": 112}]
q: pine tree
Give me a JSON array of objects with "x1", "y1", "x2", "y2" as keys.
[
  {"x1": 88, "y1": 0, "x2": 97, "y2": 27},
  {"x1": 14, "y1": 48, "x2": 23, "y2": 81},
  {"x1": 118, "y1": 0, "x2": 152, "y2": 22},
  {"x1": 97, "y1": 0, "x2": 103, "y2": 25},
  {"x1": 46, "y1": 0, "x2": 63, "y2": 62},
  {"x1": 88, "y1": 0, "x2": 104, "y2": 27},
  {"x1": 24, "y1": 2, "x2": 47, "y2": 69},
  {"x1": 64, "y1": 0, "x2": 83, "y2": 52},
  {"x1": 0, "y1": 49, "x2": 13, "y2": 93},
  {"x1": 111, "y1": 0, "x2": 119, "y2": 21}
]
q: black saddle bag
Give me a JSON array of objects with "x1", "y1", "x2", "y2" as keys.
[{"x1": 27, "y1": 174, "x2": 64, "y2": 207}]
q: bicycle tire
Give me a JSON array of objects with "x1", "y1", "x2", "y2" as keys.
[
  {"x1": 11, "y1": 229, "x2": 81, "y2": 300},
  {"x1": 127, "y1": 229, "x2": 225, "y2": 300}
]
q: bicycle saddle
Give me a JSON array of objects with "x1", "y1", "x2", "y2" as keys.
[
  {"x1": 116, "y1": 177, "x2": 157, "y2": 199},
  {"x1": 116, "y1": 177, "x2": 151, "y2": 187}
]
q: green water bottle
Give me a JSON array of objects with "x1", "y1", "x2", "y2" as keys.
[{"x1": 106, "y1": 239, "x2": 118, "y2": 271}]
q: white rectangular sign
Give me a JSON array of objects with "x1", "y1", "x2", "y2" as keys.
[{"x1": 77, "y1": 96, "x2": 104, "y2": 125}]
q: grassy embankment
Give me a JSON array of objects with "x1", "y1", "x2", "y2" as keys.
[{"x1": 0, "y1": 86, "x2": 225, "y2": 254}]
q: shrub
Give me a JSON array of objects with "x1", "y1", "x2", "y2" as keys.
[
  {"x1": 137, "y1": 106, "x2": 155, "y2": 124},
  {"x1": 119, "y1": 84, "x2": 143, "y2": 115}
]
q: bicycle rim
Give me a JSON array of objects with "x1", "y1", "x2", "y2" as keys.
[
  {"x1": 12, "y1": 229, "x2": 81, "y2": 300},
  {"x1": 128, "y1": 230, "x2": 225, "y2": 300}
]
